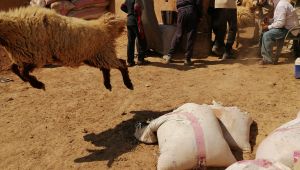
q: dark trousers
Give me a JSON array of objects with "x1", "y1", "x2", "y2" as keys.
[
  {"x1": 168, "y1": 6, "x2": 198, "y2": 59},
  {"x1": 212, "y1": 8, "x2": 237, "y2": 49},
  {"x1": 127, "y1": 25, "x2": 147, "y2": 64},
  {"x1": 293, "y1": 40, "x2": 300, "y2": 58}
]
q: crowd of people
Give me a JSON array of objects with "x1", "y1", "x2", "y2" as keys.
[{"x1": 121, "y1": 0, "x2": 300, "y2": 67}]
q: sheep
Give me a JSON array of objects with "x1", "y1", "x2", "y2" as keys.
[
  {"x1": 236, "y1": 6, "x2": 256, "y2": 47},
  {"x1": 236, "y1": 0, "x2": 273, "y2": 48},
  {"x1": 0, "y1": 6, "x2": 133, "y2": 91}
]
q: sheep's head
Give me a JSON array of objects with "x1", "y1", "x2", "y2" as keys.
[{"x1": 100, "y1": 13, "x2": 126, "y2": 38}]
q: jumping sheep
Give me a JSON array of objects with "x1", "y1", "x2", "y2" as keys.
[{"x1": 0, "y1": 6, "x2": 133, "y2": 91}]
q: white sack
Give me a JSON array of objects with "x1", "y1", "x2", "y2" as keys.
[
  {"x1": 226, "y1": 159, "x2": 291, "y2": 170},
  {"x1": 51, "y1": 1, "x2": 75, "y2": 15},
  {"x1": 256, "y1": 115, "x2": 300, "y2": 168},
  {"x1": 135, "y1": 103, "x2": 237, "y2": 170},
  {"x1": 209, "y1": 101, "x2": 253, "y2": 152},
  {"x1": 30, "y1": 0, "x2": 46, "y2": 7},
  {"x1": 295, "y1": 151, "x2": 300, "y2": 170}
]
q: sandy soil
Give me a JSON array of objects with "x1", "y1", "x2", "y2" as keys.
[{"x1": 0, "y1": 8, "x2": 300, "y2": 170}]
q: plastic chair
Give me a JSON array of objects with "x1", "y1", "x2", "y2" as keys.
[{"x1": 274, "y1": 26, "x2": 300, "y2": 60}]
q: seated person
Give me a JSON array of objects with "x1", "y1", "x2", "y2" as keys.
[{"x1": 260, "y1": 0, "x2": 299, "y2": 64}]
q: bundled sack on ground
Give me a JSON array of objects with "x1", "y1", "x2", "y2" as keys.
[
  {"x1": 294, "y1": 152, "x2": 300, "y2": 170},
  {"x1": 135, "y1": 103, "x2": 237, "y2": 169},
  {"x1": 32, "y1": 0, "x2": 110, "y2": 19},
  {"x1": 67, "y1": 0, "x2": 109, "y2": 20},
  {"x1": 30, "y1": 0, "x2": 77, "y2": 16},
  {"x1": 30, "y1": 0, "x2": 47, "y2": 7},
  {"x1": 50, "y1": 1, "x2": 75, "y2": 15},
  {"x1": 67, "y1": 6, "x2": 107, "y2": 20},
  {"x1": 71, "y1": 0, "x2": 109, "y2": 9},
  {"x1": 255, "y1": 111, "x2": 300, "y2": 168},
  {"x1": 225, "y1": 159, "x2": 291, "y2": 170},
  {"x1": 209, "y1": 101, "x2": 253, "y2": 152},
  {"x1": 45, "y1": 0, "x2": 66, "y2": 6}
]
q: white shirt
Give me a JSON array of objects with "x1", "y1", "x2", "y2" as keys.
[{"x1": 268, "y1": 0, "x2": 299, "y2": 30}]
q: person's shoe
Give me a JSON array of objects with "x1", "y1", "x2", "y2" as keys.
[
  {"x1": 258, "y1": 60, "x2": 275, "y2": 65},
  {"x1": 127, "y1": 62, "x2": 136, "y2": 67},
  {"x1": 212, "y1": 45, "x2": 224, "y2": 56},
  {"x1": 137, "y1": 59, "x2": 150, "y2": 65},
  {"x1": 163, "y1": 55, "x2": 173, "y2": 64},
  {"x1": 221, "y1": 48, "x2": 235, "y2": 60},
  {"x1": 184, "y1": 59, "x2": 193, "y2": 66}
]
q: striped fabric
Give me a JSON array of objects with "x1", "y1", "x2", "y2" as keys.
[
  {"x1": 67, "y1": 6, "x2": 107, "y2": 20},
  {"x1": 71, "y1": 0, "x2": 109, "y2": 10},
  {"x1": 51, "y1": 1, "x2": 75, "y2": 15},
  {"x1": 45, "y1": 0, "x2": 65, "y2": 6}
]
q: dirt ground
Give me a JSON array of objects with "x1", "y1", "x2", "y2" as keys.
[{"x1": 0, "y1": 7, "x2": 300, "y2": 170}]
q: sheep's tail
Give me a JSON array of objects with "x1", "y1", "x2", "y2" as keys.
[{"x1": 98, "y1": 13, "x2": 126, "y2": 38}]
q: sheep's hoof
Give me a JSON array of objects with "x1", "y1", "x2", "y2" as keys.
[
  {"x1": 29, "y1": 81, "x2": 45, "y2": 90},
  {"x1": 104, "y1": 83, "x2": 112, "y2": 91},
  {"x1": 126, "y1": 83, "x2": 134, "y2": 90}
]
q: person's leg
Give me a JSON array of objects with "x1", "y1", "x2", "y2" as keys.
[
  {"x1": 127, "y1": 25, "x2": 137, "y2": 66},
  {"x1": 135, "y1": 26, "x2": 148, "y2": 64},
  {"x1": 293, "y1": 40, "x2": 300, "y2": 59},
  {"x1": 185, "y1": 10, "x2": 198, "y2": 65},
  {"x1": 212, "y1": 8, "x2": 227, "y2": 55},
  {"x1": 223, "y1": 8, "x2": 237, "y2": 59},
  {"x1": 261, "y1": 28, "x2": 288, "y2": 63},
  {"x1": 166, "y1": 10, "x2": 185, "y2": 58}
]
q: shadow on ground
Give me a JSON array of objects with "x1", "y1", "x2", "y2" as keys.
[{"x1": 74, "y1": 110, "x2": 170, "y2": 167}]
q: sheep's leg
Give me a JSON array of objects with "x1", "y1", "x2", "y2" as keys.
[
  {"x1": 236, "y1": 31, "x2": 240, "y2": 48},
  {"x1": 100, "y1": 68, "x2": 112, "y2": 91},
  {"x1": 117, "y1": 59, "x2": 133, "y2": 90},
  {"x1": 22, "y1": 64, "x2": 45, "y2": 90},
  {"x1": 83, "y1": 60, "x2": 112, "y2": 90},
  {"x1": 11, "y1": 64, "x2": 27, "y2": 82}
]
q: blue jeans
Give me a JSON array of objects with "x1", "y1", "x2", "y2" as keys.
[{"x1": 261, "y1": 28, "x2": 288, "y2": 62}]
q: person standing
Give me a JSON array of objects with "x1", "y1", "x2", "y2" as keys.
[
  {"x1": 163, "y1": 0, "x2": 203, "y2": 66},
  {"x1": 260, "y1": 0, "x2": 298, "y2": 64},
  {"x1": 121, "y1": 0, "x2": 149, "y2": 67},
  {"x1": 209, "y1": 0, "x2": 237, "y2": 60}
]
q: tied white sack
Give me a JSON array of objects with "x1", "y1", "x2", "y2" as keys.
[
  {"x1": 30, "y1": 0, "x2": 46, "y2": 7},
  {"x1": 256, "y1": 113, "x2": 300, "y2": 168},
  {"x1": 51, "y1": 1, "x2": 75, "y2": 15},
  {"x1": 225, "y1": 159, "x2": 291, "y2": 170},
  {"x1": 135, "y1": 103, "x2": 237, "y2": 170},
  {"x1": 209, "y1": 101, "x2": 253, "y2": 152}
]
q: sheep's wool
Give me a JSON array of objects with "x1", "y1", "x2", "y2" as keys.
[{"x1": 0, "y1": 6, "x2": 125, "y2": 69}]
